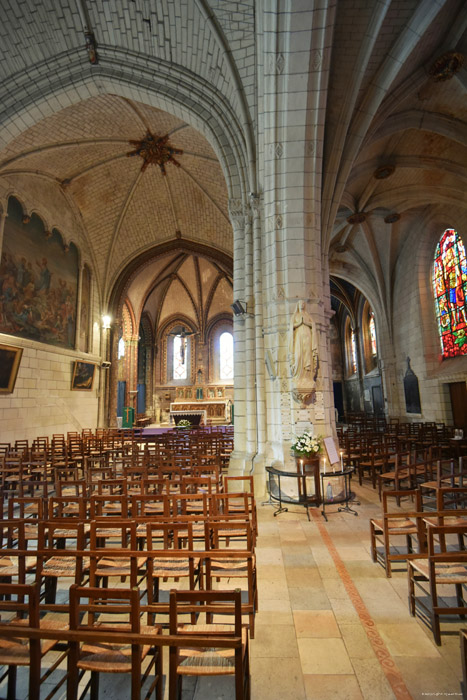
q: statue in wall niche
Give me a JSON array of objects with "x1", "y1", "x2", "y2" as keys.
[
  {"x1": 289, "y1": 300, "x2": 319, "y2": 404},
  {"x1": 153, "y1": 394, "x2": 161, "y2": 424}
]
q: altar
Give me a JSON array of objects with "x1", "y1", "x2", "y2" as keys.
[{"x1": 170, "y1": 398, "x2": 232, "y2": 425}]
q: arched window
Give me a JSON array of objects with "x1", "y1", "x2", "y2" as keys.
[
  {"x1": 350, "y1": 329, "x2": 357, "y2": 374},
  {"x1": 173, "y1": 335, "x2": 188, "y2": 379},
  {"x1": 344, "y1": 316, "x2": 357, "y2": 376},
  {"x1": 369, "y1": 313, "x2": 377, "y2": 356},
  {"x1": 118, "y1": 337, "x2": 125, "y2": 359},
  {"x1": 432, "y1": 229, "x2": 467, "y2": 358},
  {"x1": 219, "y1": 331, "x2": 234, "y2": 380},
  {"x1": 361, "y1": 301, "x2": 378, "y2": 373}
]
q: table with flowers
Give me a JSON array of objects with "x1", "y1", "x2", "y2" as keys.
[{"x1": 265, "y1": 431, "x2": 323, "y2": 520}]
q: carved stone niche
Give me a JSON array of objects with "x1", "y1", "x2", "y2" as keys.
[{"x1": 403, "y1": 357, "x2": 421, "y2": 414}]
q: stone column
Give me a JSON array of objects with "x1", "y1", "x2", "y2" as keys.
[
  {"x1": 253, "y1": 1, "x2": 337, "y2": 482},
  {"x1": 144, "y1": 342, "x2": 153, "y2": 415},
  {"x1": 229, "y1": 201, "x2": 260, "y2": 475}
]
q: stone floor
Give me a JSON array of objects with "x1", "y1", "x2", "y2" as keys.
[{"x1": 2, "y1": 479, "x2": 465, "y2": 699}]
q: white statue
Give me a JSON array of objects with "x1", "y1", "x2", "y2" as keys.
[{"x1": 289, "y1": 300, "x2": 319, "y2": 402}]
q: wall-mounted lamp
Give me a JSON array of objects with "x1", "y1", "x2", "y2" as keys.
[
  {"x1": 231, "y1": 300, "x2": 247, "y2": 316},
  {"x1": 102, "y1": 314, "x2": 111, "y2": 329}
]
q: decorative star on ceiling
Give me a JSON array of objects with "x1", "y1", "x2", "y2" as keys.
[{"x1": 127, "y1": 131, "x2": 183, "y2": 174}]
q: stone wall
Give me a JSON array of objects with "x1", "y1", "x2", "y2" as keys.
[{"x1": 0, "y1": 333, "x2": 99, "y2": 445}]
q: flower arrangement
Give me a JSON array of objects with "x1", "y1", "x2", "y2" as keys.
[
  {"x1": 290, "y1": 431, "x2": 321, "y2": 456},
  {"x1": 176, "y1": 419, "x2": 192, "y2": 429}
]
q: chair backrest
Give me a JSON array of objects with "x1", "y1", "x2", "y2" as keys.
[
  {"x1": 69, "y1": 584, "x2": 142, "y2": 631},
  {"x1": 169, "y1": 588, "x2": 242, "y2": 636},
  {"x1": 382, "y1": 488, "x2": 421, "y2": 513},
  {"x1": 0, "y1": 582, "x2": 39, "y2": 625}
]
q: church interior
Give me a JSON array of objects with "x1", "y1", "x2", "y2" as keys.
[{"x1": 0, "y1": 1, "x2": 466, "y2": 698}]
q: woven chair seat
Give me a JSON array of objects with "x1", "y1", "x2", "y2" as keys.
[
  {"x1": 379, "y1": 469, "x2": 409, "y2": 480},
  {"x1": 53, "y1": 524, "x2": 90, "y2": 537},
  {"x1": 0, "y1": 616, "x2": 68, "y2": 664},
  {"x1": 151, "y1": 557, "x2": 200, "y2": 578},
  {"x1": 370, "y1": 517, "x2": 417, "y2": 534},
  {"x1": 43, "y1": 556, "x2": 90, "y2": 576},
  {"x1": 24, "y1": 504, "x2": 40, "y2": 514},
  {"x1": 0, "y1": 556, "x2": 36, "y2": 576},
  {"x1": 23, "y1": 524, "x2": 39, "y2": 539},
  {"x1": 92, "y1": 528, "x2": 122, "y2": 538},
  {"x1": 411, "y1": 558, "x2": 467, "y2": 584},
  {"x1": 95, "y1": 556, "x2": 146, "y2": 577},
  {"x1": 101, "y1": 504, "x2": 124, "y2": 514},
  {"x1": 78, "y1": 623, "x2": 154, "y2": 672},
  {"x1": 424, "y1": 516, "x2": 467, "y2": 527},
  {"x1": 177, "y1": 624, "x2": 247, "y2": 675},
  {"x1": 177, "y1": 524, "x2": 205, "y2": 538},
  {"x1": 210, "y1": 558, "x2": 250, "y2": 577}
]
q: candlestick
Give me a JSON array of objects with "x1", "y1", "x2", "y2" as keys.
[
  {"x1": 323, "y1": 457, "x2": 327, "y2": 474},
  {"x1": 340, "y1": 451, "x2": 344, "y2": 470}
]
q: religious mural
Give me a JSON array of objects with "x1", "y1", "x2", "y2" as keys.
[{"x1": 0, "y1": 197, "x2": 79, "y2": 349}]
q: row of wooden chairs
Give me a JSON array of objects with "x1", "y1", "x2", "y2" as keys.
[
  {"x1": 369, "y1": 486, "x2": 467, "y2": 646},
  {"x1": 0, "y1": 583, "x2": 250, "y2": 700}
]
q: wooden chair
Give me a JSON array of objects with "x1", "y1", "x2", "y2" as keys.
[
  {"x1": 67, "y1": 584, "x2": 163, "y2": 700},
  {"x1": 145, "y1": 522, "x2": 201, "y2": 621},
  {"x1": 377, "y1": 451, "x2": 411, "y2": 501},
  {"x1": 204, "y1": 523, "x2": 257, "y2": 637},
  {"x1": 0, "y1": 521, "x2": 37, "y2": 584},
  {"x1": 36, "y1": 520, "x2": 89, "y2": 603},
  {"x1": 369, "y1": 489, "x2": 426, "y2": 577},
  {"x1": 357, "y1": 443, "x2": 390, "y2": 489},
  {"x1": 408, "y1": 523, "x2": 467, "y2": 645},
  {"x1": 169, "y1": 588, "x2": 250, "y2": 700},
  {"x1": 89, "y1": 520, "x2": 146, "y2": 588},
  {"x1": 0, "y1": 582, "x2": 68, "y2": 700},
  {"x1": 90, "y1": 493, "x2": 130, "y2": 519},
  {"x1": 210, "y1": 492, "x2": 258, "y2": 544}
]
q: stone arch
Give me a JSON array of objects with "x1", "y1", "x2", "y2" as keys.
[{"x1": 108, "y1": 240, "x2": 233, "y2": 319}]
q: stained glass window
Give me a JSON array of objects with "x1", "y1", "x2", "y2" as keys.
[
  {"x1": 219, "y1": 332, "x2": 234, "y2": 379},
  {"x1": 369, "y1": 313, "x2": 377, "y2": 356},
  {"x1": 173, "y1": 335, "x2": 187, "y2": 379},
  {"x1": 433, "y1": 229, "x2": 467, "y2": 358}
]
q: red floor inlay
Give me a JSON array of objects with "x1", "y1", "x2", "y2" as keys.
[{"x1": 311, "y1": 509, "x2": 413, "y2": 700}]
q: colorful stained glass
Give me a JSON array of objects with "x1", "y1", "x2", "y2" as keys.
[{"x1": 432, "y1": 229, "x2": 467, "y2": 358}]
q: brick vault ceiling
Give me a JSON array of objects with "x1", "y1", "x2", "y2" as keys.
[{"x1": 0, "y1": 94, "x2": 231, "y2": 294}]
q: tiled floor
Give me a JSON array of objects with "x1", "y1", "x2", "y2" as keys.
[
  {"x1": 2, "y1": 479, "x2": 466, "y2": 699},
  {"x1": 249, "y1": 481, "x2": 465, "y2": 700}
]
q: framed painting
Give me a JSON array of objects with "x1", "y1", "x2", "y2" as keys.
[
  {"x1": 0, "y1": 344, "x2": 23, "y2": 393},
  {"x1": 71, "y1": 361, "x2": 96, "y2": 391}
]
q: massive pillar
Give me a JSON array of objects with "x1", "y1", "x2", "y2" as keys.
[
  {"x1": 230, "y1": 2, "x2": 337, "y2": 493},
  {"x1": 257, "y1": 2, "x2": 336, "y2": 471}
]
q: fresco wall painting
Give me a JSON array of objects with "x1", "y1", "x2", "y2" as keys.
[{"x1": 0, "y1": 196, "x2": 79, "y2": 349}]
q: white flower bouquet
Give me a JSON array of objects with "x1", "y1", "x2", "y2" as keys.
[
  {"x1": 290, "y1": 431, "x2": 321, "y2": 456},
  {"x1": 176, "y1": 419, "x2": 192, "y2": 428}
]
